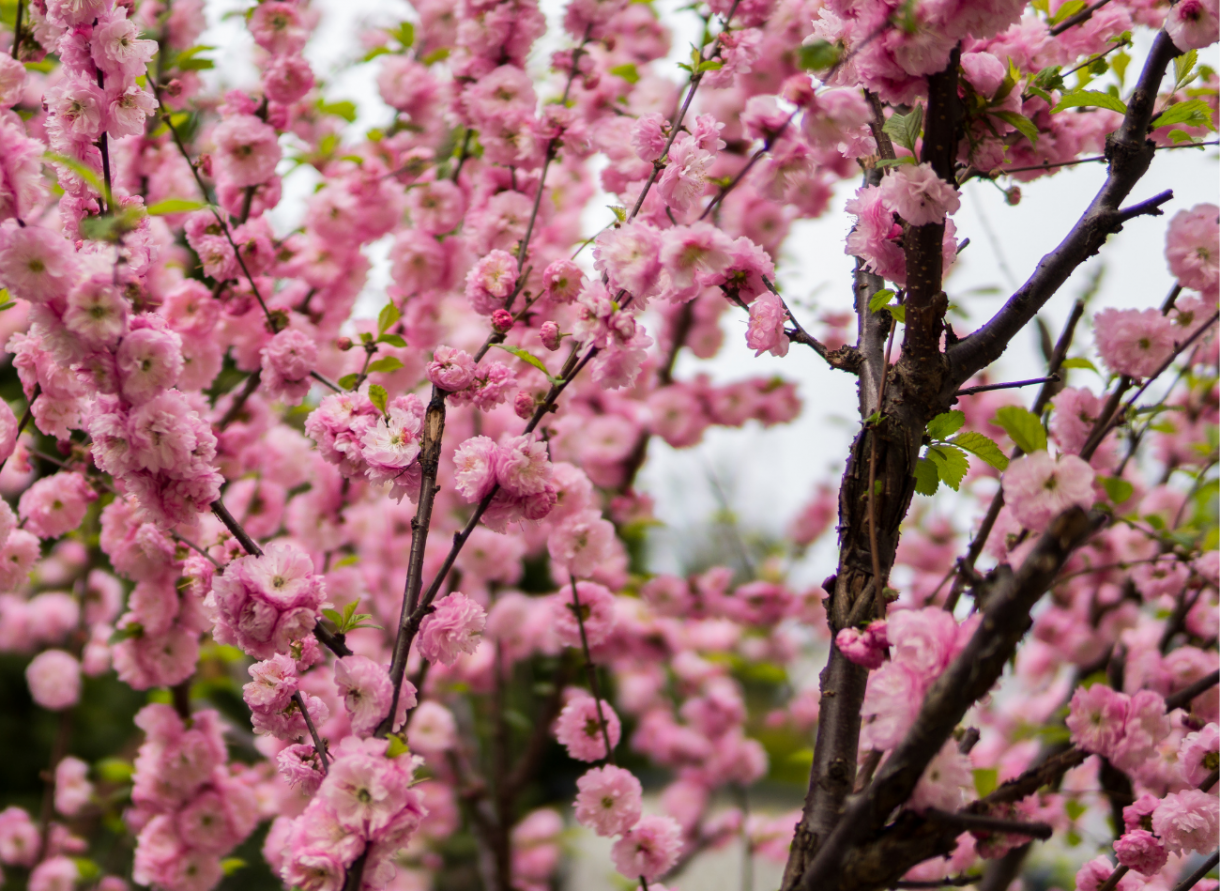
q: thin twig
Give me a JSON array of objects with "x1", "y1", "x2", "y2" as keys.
[
  {"x1": 1171, "y1": 851, "x2": 1219, "y2": 891},
  {"x1": 570, "y1": 575, "x2": 616, "y2": 765},
  {"x1": 954, "y1": 375, "x2": 1059, "y2": 396},
  {"x1": 293, "y1": 690, "x2": 329, "y2": 773},
  {"x1": 211, "y1": 498, "x2": 263, "y2": 557},
  {"x1": 217, "y1": 370, "x2": 262, "y2": 430},
  {"x1": 924, "y1": 808, "x2": 1053, "y2": 840},
  {"x1": 1049, "y1": 0, "x2": 1114, "y2": 35},
  {"x1": 309, "y1": 370, "x2": 343, "y2": 393}
]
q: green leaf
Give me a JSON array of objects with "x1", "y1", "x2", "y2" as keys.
[
  {"x1": 868, "y1": 288, "x2": 896, "y2": 313},
  {"x1": 609, "y1": 63, "x2": 640, "y2": 84},
  {"x1": 421, "y1": 47, "x2": 450, "y2": 65},
  {"x1": 993, "y1": 405, "x2": 1048, "y2": 453},
  {"x1": 1052, "y1": 89, "x2": 1127, "y2": 114},
  {"x1": 697, "y1": 59, "x2": 723, "y2": 73},
  {"x1": 366, "y1": 356, "x2": 404, "y2": 374},
  {"x1": 73, "y1": 859, "x2": 103, "y2": 882},
  {"x1": 1065, "y1": 798, "x2": 1088, "y2": 822},
  {"x1": 883, "y1": 104, "x2": 923, "y2": 154},
  {"x1": 887, "y1": 303, "x2": 906, "y2": 324},
  {"x1": 95, "y1": 758, "x2": 135, "y2": 783},
  {"x1": 368, "y1": 384, "x2": 389, "y2": 415},
  {"x1": 221, "y1": 859, "x2": 247, "y2": 876},
  {"x1": 44, "y1": 151, "x2": 107, "y2": 198},
  {"x1": 1174, "y1": 48, "x2": 1198, "y2": 91},
  {"x1": 493, "y1": 343, "x2": 562, "y2": 384},
  {"x1": 178, "y1": 57, "x2": 214, "y2": 71},
  {"x1": 992, "y1": 110, "x2": 1040, "y2": 146},
  {"x1": 1168, "y1": 128, "x2": 1200, "y2": 144},
  {"x1": 973, "y1": 767, "x2": 998, "y2": 798},
  {"x1": 337, "y1": 373, "x2": 360, "y2": 390},
  {"x1": 927, "y1": 410, "x2": 965, "y2": 441},
  {"x1": 321, "y1": 608, "x2": 345, "y2": 626},
  {"x1": 362, "y1": 46, "x2": 392, "y2": 62},
  {"x1": 1151, "y1": 99, "x2": 1215, "y2": 131},
  {"x1": 1060, "y1": 356, "x2": 1098, "y2": 371},
  {"x1": 952, "y1": 431, "x2": 1010, "y2": 472},
  {"x1": 389, "y1": 21, "x2": 415, "y2": 48},
  {"x1": 914, "y1": 457, "x2": 940, "y2": 496},
  {"x1": 1098, "y1": 474, "x2": 1134, "y2": 504},
  {"x1": 377, "y1": 302, "x2": 401, "y2": 335},
  {"x1": 147, "y1": 197, "x2": 207, "y2": 215},
  {"x1": 385, "y1": 734, "x2": 410, "y2": 758},
  {"x1": 333, "y1": 553, "x2": 359, "y2": 569},
  {"x1": 317, "y1": 100, "x2": 358, "y2": 122},
  {"x1": 875, "y1": 156, "x2": 918, "y2": 167},
  {"x1": 796, "y1": 40, "x2": 841, "y2": 72},
  {"x1": 378, "y1": 333, "x2": 407, "y2": 347},
  {"x1": 1049, "y1": 0, "x2": 1085, "y2": 23},
  {"x1": 928, "y1": 444, "x2": 969, "y2": 491}
]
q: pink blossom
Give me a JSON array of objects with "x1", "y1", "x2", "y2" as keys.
[
  {"x1": 553, "y1": 580, "x2": 616, "y2": 648},
  {"x1": 0, "y1": 226, "x2": 76, "y2": 304},
  {"x1": 1075, "y1": 855, "x2": 1141, "y2": 891},
  {"x1": 264, "y1": 55, "x2": 315, "y2": 105},
  {"x1": 418, "y1": 592, "x2": 486, "y2": 665},
  {"x1": 1113, "y1": 829, "x2": 1168, "y2": 876},
  {"x1": 453, "y1": 436, "x2": 500, "y2": 502},
  {"x1": 92, "y1": 10, "x2": 158, "y2": 81},
  {"x1": 0, "y1": 806, "x2": 39, "y2": 866},
  {"x1": 261, "y1": 329, "x2": 318, "y2": 405},
  {"x1": 907, "y1": 740, "x2": 973, "y2": 813},
  {"x1": 406, "y1": 700, "x2": 457, "y2": 755},
  {"x1": 541, "y1": 259, "x2": 585, "y2": 303},
  {"x1": 1179, "y1": 723, "x2": 1219, "y2": 786},
  {"x1": 29, "y1": 856, "x2": 78, "y2": 891},
  {"x1": 1066, "y1": 683, "x2": 1129, "y2": 757},
  {"x1": 1094, "y1": 307, "x2": 1178, "y2": 379},
  {"x1": 879, "y1": 163, "x2": 961, "y2": 226},
  {"x1": 554, "y1": 693, "x2": 621, "y2": 761},
  {"x1": 360, "y1": 398, "x2": 424, "y2": 499},
  {"x1": 464, "y1": 250, "x2": 519, "y2": 315},
  {"x1": 745, "y1": 291, "x2": 790, "y2": 357},
  {"x1": 658, "y1": 133, "x2": 712, "y2": 213},
  {"x1": 19, "y1": 472, "x2": 95, "y2": 539},
  {"x1": 574, "y1": 765, "x2": 643, "y2": 837},
  {"x1": 1153, "y1": 789, "x2": 1219, "y2": 855},
  {"x1": 54, "y1": 756, "x2": 93, "y2": 817},
  {"x1": 632, "y1": 112, "x2": 668, "y2": 161},
  {"x1": 212, "y1": 114, "x2": 281, "y2": 187},
  {"x1": 594, "y1": 222, "x2": 663, "y2": 299},
  {"x1": 1166, "y1": 0, "x2": 1219, "y2": 50},
  {"x1": 334, "y1": 655, "x2": 394, "y2": 737},
  {"x1": 1165, "y1": 203, "x2": 1218, "y2": 297},
  {"x1": 1001, "y1": 451, "x2": 1095, "y2": 531},
  {"x1": 610, "y1": 814, "x2": 682, "y2": 881},
  {"x1": 548, "y1": 509, "x2": 617, "y2": 579},
  {"x1": 26, "y1": 649, "x2": 81, "y2": 710},
  {"x1": 116, "y1": 324, "x2": 184, "y2": 405},
  {"x1": 426, "y1": 345, "x2": 477, "y2": 392},
  {"x1": 836, "y1": 620, "x2": 889, "y2": 670}
]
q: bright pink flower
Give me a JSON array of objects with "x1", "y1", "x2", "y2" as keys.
[
  {"x1": 836, "y1": 620, "x2": 889, "y2": 670},
  {"x1": 426, "y1": 345, "x2": 478, "y2": 392},
  {"x1": 658, "y1": 133, "x2": 712, "y2": 213},
  {"x1": 1001, "y1": 451, "x2": 1095, "y2": 531},
  {"x1": 92, "y1": 9, "x2": 158, "y2": 81},
  {"x1": 610, "y1": 814, "x2": 682, "y2": 881},
  {"x1": 261, "y1": 329, "x2": 318, "y2": 405},
  {"x1": 879, "y1": 163, "x2": 961, "y2": 226},
  {"x1": 0, "y1": 806, "x2": 39, "y2": 866},
  {"x1": 335, "y1": 655, "x2": 394, "y2": 737},
  {"x1": 360, "y1": 398, "x2": 425, "y2": 499},
  {"x1": 548, "y1": 509, "x2": 617, "y2": 579},
  {"x1": 745, "y1": 291, "x2": 790, "y2": 357},
  {"x1": 594, "y1": 222, "x2": 663, "y2": 300},
  {"x1": 553, "y1": 580, "x2": 616, "y2": 648},
  {"x1": 1075, "y1": 855, "x2": 1141, "y2": 891},
  {"x1": 554, "y1": 693, "x2": 621, "y2": 761},
  {"x1": 574, "y1": 765, "x2": 643, "y2": 837},
  {"x1": 264, "y1": 55, "x2": 315, "y2": 105},
  {"x1": 117, "y1": 323, "x2": 184, "y2": 405},
  {"x1": 18, "y1": 472, "x2": 95, "y2": 539},
  {"x1": 1066, "y1": 683, "x2": 1129, "y2": 757},
  {"x1": 249, "y1": 2, "x2": 309, "y2": 55},
  {"x1": 542, "y1": 259, "x2": 585, "y2": 303},
  {"x1": 660, "y1": 223, "x2": 734, "y2": 295},
  {"x1": 1113, "y1": 829, "x2": 1168, "y2": 876},
  {"x1": 418, "y1": 592, "x2": 486, "y2": 666},
  {"x1": 453, "y1": 435, "x2": 500, "y2": 502},
  {"x1": 0, "y1": 225, "x2": 76, "y2": 304},
  {"x1": 26, "y1": 649, "x2": 81, "y2": 710},
  {"x1": 632, "y1": 112, "x2": 668, "y2": 162},
  {"x1": 1179, "y1": 723, "x2": 1219, "y2": 786},
  {"x1": 465, "y1": 250, "x2": 519, "y2": 315},
  {"x1": 1094, "y1": 307, "x2": 1178, "y2": 379}
]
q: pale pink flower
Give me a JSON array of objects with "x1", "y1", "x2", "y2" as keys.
[
  {"x1": 494, "y1": 435, "x2": 552, "y2": 497},
  {"x1": 426, "y1": 346, "x2": 477, "y2": 392},
  {"x1": 907, "y1": 740, "x2": 973, "y2": 813},
  {"x1": 464, "y1": 250, "x2": 519, "y2": 315},
  {"x1": 0, "y1": 805, "x2": 40, "y2": 866},
  {"x1": 264, "y1": 55, "x2": 315, "y2": 105},
  {"x1": 610, "y1": 814, "x2": 682, "y2": 881},
  {"x1": 658, "y1": 133, "x2": 711, "y2": 213},
  {"x1": 261, "y1": 329, "x2": 318, "y2": 405},
  {"x1": 29, "y1": 856, "x2": 78, "y2": 891},
  {"x1": 879, "y1": 163, "x2": 961, "y2": 226},
  {"x1": 19, "y1": 473, "x2": 95, "y2": 539},
  {"x1": 53, "y1": 756, "x2": 93, "y2": 817},
  {"x1": 548, "y1": 509, "x2": 617, "y2": 579},
  {"x1": 360, "y1": 399, "x2": 425, "y2": 498},
  {"x1": 1179, "y1": 723, "x2": 1219, "y2": 786},
  {"x1": 1066, "y1": 683, "x2": 1128, "y2": 757},
  {"x1": 1075, "y1": 855, "x2": 1141, "y2": 891},
  {"x1": 554, "y1": 693, "x2": 621, "y2": 761},
  {"x1": 92, "y1": 10, "x2": 157, "y2": 81},
  {"x1": 574, "y1": 765, "x2": 643, "y2": 837},
  {"x1": 594, "y1": 222, "x2": 663, "y2": 299},
  {"x1": 1151, "y1": 788, "x2": 1219, "y2": 855},
  {"x1": 553, "y1": 580, "x2": 616, "y2": 648},
  {"x1": 249, "y1": 1, "x2": 309, "y2": 54},
  {"x1": 745, "y1": 291, "x2": 790, "y2": 357},
  {"x1": 1001, "y1": 451, "x2": 1095, "y2": 531},
  {"x1": 660, "y1": 223, "x2": 734, "y2": 294},
  {"x1": 541, "y1": 259, "x2": 585, "y2": 303},
  {"x1": 632, "y1": 112, "x2": 668, "y2": 161},
  {"x1": 26, "y1": 649, "x2": 81, "y2": 710},
  {"x1": 1165, "y1": 203, "x2": 1218, "y2": 296},
  {"x1": 1110, "y1": 689, "x2": 1172, "y2": 772},
  {"x1": 212, "y1": 114, "x2": 281, "y2": 187},
  {"x1": 1166, "y1": 0, "x2": 1219, "y2": 50},
  {"x1": 334, "y1": 655, "x2": 394, "y2": 737},
  {"x1": 1094, "y1": 307, "x2": 1178, "y2": 379},
  {"x1": 0, "y1": 56, "x2": 26, "y2": 108},
  {"x1": 406, "y1": 700, "x2": 457, "y2": 756},
  {"x1": 116, "y1": 324, "x2": 184, "y2": 405},
  {"x1": 453, "y1": 436, "x2": 500, "y2": 502},
  {"x1": 64, "y1": 275, "x2": 127, "y2": 348},
  {"x1": 0, "y1": 225, "x2": 76, "y2": 304},
  {"x1": 418, "y1": 592, "x2": 486, "y2": 666}
]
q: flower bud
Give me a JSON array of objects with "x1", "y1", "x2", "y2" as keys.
[
  {"x1": 540, "y1": 321, "x2": 561, "y2": 351},
  {"x1": 336, "y1": 336, "x2": 353, "y2": 351},
  {"x1": 514, "y1": 390, "x2": 534, "y2": 420},
  {"x1": 491, "y1": 309, "x2": 514, "y2": 333}
]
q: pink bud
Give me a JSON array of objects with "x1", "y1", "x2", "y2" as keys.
[
  {"x1": 540, "y1": 321, "x2": 561, "y2": 351},
  {"x1": 1005, "y1": 186, "x2": 1021, "y2": 206},
  {"x1": 514, "y1": 390, "x2": 534, "y2": 420},
  {"x1": 492, "y1": 309, "x2": 514, "y2": 333}
]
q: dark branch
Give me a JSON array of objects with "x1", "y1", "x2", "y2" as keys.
[
  {"x1": 924, "y1": 808, "x2": 1052, "y2": 840},
  {"x1": 954, "y1": 375, "x2": 1060, "y2": 396},
  {"x1": 1171, "y1": 851, "x2": 1219, "y2": 891}
]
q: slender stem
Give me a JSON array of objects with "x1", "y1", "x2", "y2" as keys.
[
  {"x1": 292, "y1": 691, "x2": 329, "y2": 773},
  {"x1": 172, "y1": 533, "x2": 220, "y2": 568},
  {"x1": 1095, "y1": 864, "x2": 1130, "y2": 891},
  {"x1": 569, "y1": 575, "x2": 616, "y2": 765},
  {"x1": 1172, "y1": 852, "x2": 1219, "y2": 891},
  {"x1": 309, "y1": 370, "x2": 343, "y2": 394},
  {"x1": 313, "y1": 621, "x2": 353, "y2": 658},
  {"x1": 211, "y1": 498, "x2": 263, "y2": 557},
  {"x1": 0, "y1": 388, "x2": 37, "y2": 476},
  {"x1": 37, "y1": 707, "x2": 73, "y2": 862},
  {"x1": 699, "y1": 111, "x2": 797, "y2": 222},
  {"x1": 217, "y1": 370, "x2": 262, "y2": 430},
  {"x1": 954, "y1": 375, "x2": 1059, "y2": 396},
  {"x1": 1167, "y1": 669, "x2": 1219, "y2": 711},
  {"x1": 1049, "y1": 0, "x2": 1114, "y2": 35},
  {"x1": 923, "y1": 808, "x2": 1052, "y2": 839},
  {"x1": 11, "y1": 0, "x2": 22, "y2": 59},
  {"x1": 95, "y1": 70, "x2": 112, "y2": 215}
]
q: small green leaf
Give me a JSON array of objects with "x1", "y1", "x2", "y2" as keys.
[
  {"x1": 1098, "y1": 474, "x2": 1134, "y2": 504},
  {"x1": 697, "y1": 59, "x2": 723, "y2": 73},
  {"x1": 883, "y1": 104, "x2": 923, "y2": 154},
  {"x1": 914, "y1": 457, "x2": 940, "y2": 496},
  {"x1": 1151, "y1": 99, "x2": 1215, "y2": 131},
  {"x1": 952, "y1": 431, "x2": 1010, "y2": 472},
  {"x1": 993, "y1": 405, "x2": 1048, "y2": 453},
  {"x1": 973, "y1": 767, "x2": 998, "y2": 798},
  {"x1": 44, "y1": 152, "x2": 107, "y2": 198},
  {"x1": 609, "y1": 63, "x2": 640, "y2": 84},
  {"x1": 992, "y1": 110, "x2": 1040, "y2": 146},
  {"x1": 362, "y1": 46, "x2": 392, "y2": 62},
  {"x1": 337, "y1": 373, "x2": 360, "y2": 390},
  {"x1": 378, "y1": 333, "x2": 407, "y2": 347},
  {"x1": 321, "y1": 608, "x2": 344, "y2": 626},
  {"x1": 609, "y1": 205, "x2": 627, "y2": 223},
  {"x1": 366, "y1": 356, "x2": 404, "y2": 374},
  {"x1": 1060, "y1": 356, "x2": 1098, "y2": 371},
  {"x1": 1049, "y1": 0, "x2": 1085, "y2": 24},
  {"x1": 359, "y1": 331, "x2": 374, "y2": 344},
  {"x1": 73, "y1": 859, "x2": 103, "y2": 882},
  {"x1": 421, "y1": 47, "x2": 450, "y2": 65},
  {"x1": 1168, "y1": 129, "x2": 1200, "y2": 144},
  {"x1": 368, "y1": 384, "x2": 389, "y2": 415},
  {"x1": 1052, "y1": 89, "x2": 1127, "y2": 114},
  {"x1": 178, "y1": 57, "x2": 214, "y2": 71},
  {"x1": 221, "y1": 859, "x2": 247, "y2": 876},
  {"x1": 927, "y1": 410, "x2": 965, "y2": 441},
  {"x1": 868, "y1": 288, "x2": 896, "y2": 313},
  {"x1": 1174, "y1": 48, "x2": 1199, "y2": 91},
  {"x1": 1064, "y1": 798, "x2": 1088, "y2": 822},
  {"x1": 386, "y1": 734, "x2": 410, "y2": 758},
  {"x1": 317, "y1": 100, "x2": 358, "y2": 122},
  {"x1": 95, "y1": 758, "x2": 135, "y2": 783},
  {"x1": 887, "y1": 303, "x2": 906, "y2": 324},
  {"x1": 377, "y1": 302, "x2": 401, "y2": 335},
  {"x1": 796, "y1": 39, "x2": 841, "y2": 72},
  {"x1": 875, "y1": 156, "x2": 918, "y2": 167},
  {"x1": 147, "y1": 198, "x2": 207, "y2": 215},
  {"x1": 928, "y1": 444, "x2": 969, "y2": 491},
  {"x1": 389, "y1": 21, "x2": 415, "y2": 49},
  {"x1": 493, "y1": 344, "x2": 562, "y2": 384}
]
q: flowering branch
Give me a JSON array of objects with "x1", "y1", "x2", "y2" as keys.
[
  {"x1": 569, "y1": 574, "x2": 616, "y2": 765},
  {"x1": 292, "y1": 690, "x2": 329, "y2": 773}
]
